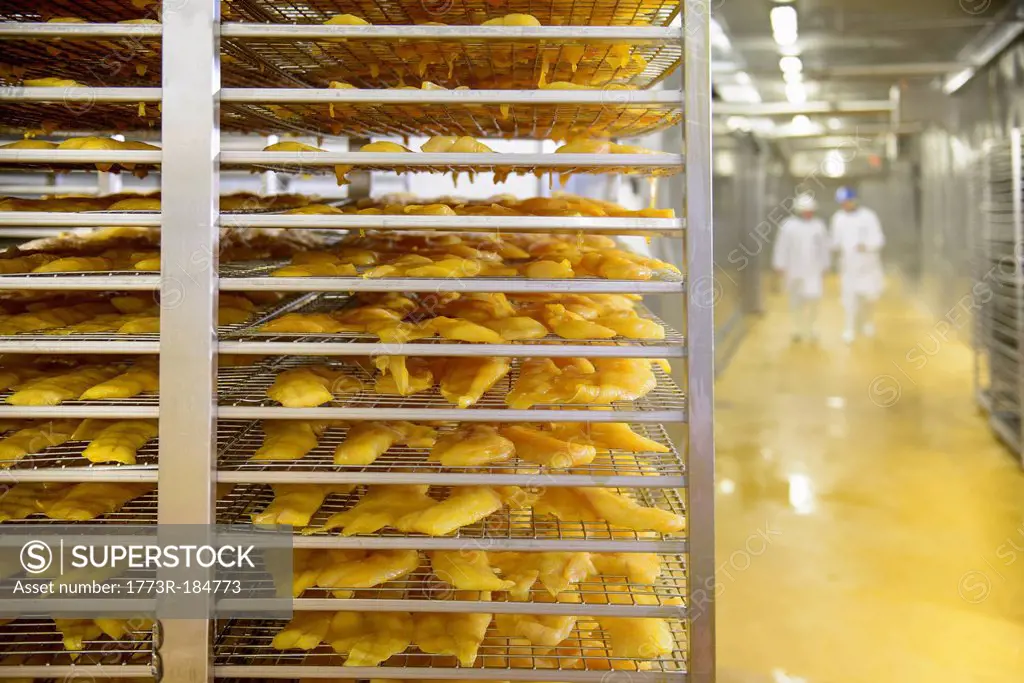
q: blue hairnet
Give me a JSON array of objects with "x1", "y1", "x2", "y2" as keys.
[{"x1": 835, "y1": 186, "x2": 857, "y2": 203}]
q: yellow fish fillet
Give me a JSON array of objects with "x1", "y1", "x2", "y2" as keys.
[
  {"x1": 79, "y1": 363, "x2": 158, "y2": 400},
  {"x1": 481, "y1": 13, "x2": 541, "y2": 26},
  {"x1": 480, "y1": 316, "x2": 549, "y2": 340},
  {"x1": 489, "y1": 552, "x2": 595, "y2": 599},
  {"x1": 590, "y1": 552, "x2": 662, "y2": 584},
  {"x1": 335, "y1": 421, "x2": 436, "y2": 466},
  {"x1": 271, "y1": 611, "x2": 333, "y2": 650},
  {"x1": 314, "y1": 549, "x2": 420, "y2": 598},
  {"x1": 429, "y1": 425, "x2": 513, "y2": 467},
  {"x1": 328, "y1": 611, "x2": 413, "y2": 665},
  {"x1": 54, "y1": 619, "x2": 103, "y2": 656},
  {"x1": 396, "y1": 486, "x2": 504, "y2": 536},
  {"x1": 414, "y1": 602, "x2": 492, "y2": 666},
  {"x1": 494, "y1": 598, "x2": 578, "y2": 648},
  {"x1": 535, "y1": 488, "x2": 685, "y2": 534},
  {"x1": 428, "y1": 316, "x2": 504, "y2": 343},
  {"x1": 252, "y1": 484, "x2": 351, "y2": 528},
  {"x1": 268, "y1": 366, "x2": 361, "y2": 408},
  {"x1": 253, "y1": 421, "x2": 329, "y2": 460},
  {"x1": 7, "y1": 367, "x2": 119, "y2": 406},
  {"x1": 80, "y1": 419, "x2": 158, "y2": 465},
  {"x1": 263, "y1": 141, "x2": 325, "y2": 153},
  {"x1": 0, "y1": 419, "x2": 78, "y2": 467},
  {"x1": 499, "y1": 425, "x2": 596, "y2": 469},
  {"x1": 0, "y1": 482, "x2": 74, "y2": 522},
  {"x1": 439, "y1": 357, "x2": 511, "y2": 408},
  {"x1": 44, "y1": 483, "x2": 153, "y2": 521},
  {"x1": 597, "y1": 616, "x2": 675, "y2": 658},
  {"x1": 430, "y1": 550, "x2": 515, "y2": 592},
  {"x1": 551, "y1": 422, "x2": 669, "y2": 453},
  {"x1": 318, "y1": 485, "x2": 435, "y2": 536}
]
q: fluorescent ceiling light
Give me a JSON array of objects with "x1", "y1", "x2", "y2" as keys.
[
  {"x1": 770, "y1": 5, "x2": 798, "y2": 45},
  {"x1": 779, "y1": 56, "x2": 803, "y2": 73},
  {"x1": 785, "y1": 82, "x2": 807, "y2": 103},
  {"x1": 943, "y1": 67, "x2": 975, "y2": 95},
  {"x1": 783, "y1": 71, "x2": 803, "y2": 84},
  {"x1": 718, "y1": 84, "x2": 762, "y2": 103},
  {"x1": 734, "y1": 71, "x2": 752, "y2": 86},
  {"x1": 792, "y1": 114, "x2": 811, "y2": 127},
  {"x1": 778, "y1": 44, "x2": 802, "y2": 57},
  {"x1": 824, "y1": 150, "x2": 846, "y2": 178},
  {"x1": 827, "y1": 117, "x2": 842, "y2": 130}
]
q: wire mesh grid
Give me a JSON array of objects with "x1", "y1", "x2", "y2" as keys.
[
  {"x1": 0, "y1": 269, "x2": 155, "y2": 282},
  {"x1": 222, "y1": 0, "x2": 680, "y2": 25},
  {"x1": 216, "y1": 482, "x2": 686, "y2": 543},
  {"x1": 222, "y1": 291, "x2": 686, "y2": 348},
  {"x1": 219, "y1": 260, "x2": 686, "y2": 288},
  {"x1": 227, "y1": 158, "x2": 683, "y2": 179},
  {"x1": 0, "y1": 436, "x2": 158, "y2": 473},
  {"x1": 0, "y1": 0, "x2": 156, "y2": 21},
  {"x1": 287, "y1": 552, "x2": 687, "y2": 605},
  {"x1": 212, "y1": 616, "x2": 688, "y2": 674},
  {"x1": 0, "y1": 617, "x2": 154, "y2": 666},
  {"x1": 216, "y1": 355, "x2": 687, "y2": 415},
  {"x1": 0, "y1": 388, "x2": 159, "y2": 407},
  {"x1": 220, "y1": 36, "x2": 681, "y2": 89},
  {"x1": 222, "y1": 99, "x2": 681, "y2": 140},
  {"x1": 216, "y1": 418, "x2": 685, "y2": 480},
  {"x1": 0, "y1": 487, "x2": 157, "y2": 524}
]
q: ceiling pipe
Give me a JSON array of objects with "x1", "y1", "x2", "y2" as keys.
[
  {"x1": 714, "y1": 100, "x2": 895, "y2": 116},
  {"x1": 712, "y1": 62, "x2": 962, "y2": 78},
  {"x1": 943, "y1": 3, "x2": 1024, "y2": 94},
  {"x1": 764, "y1": 123, "x2": 923, "y2": 140}
]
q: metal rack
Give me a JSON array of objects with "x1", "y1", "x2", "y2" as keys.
[
  {"x1": 974, "y1": 130, "x2": 1023, "y2": 462},
  {"x1": 0, "y1": 1, "x2": 713, "y2": 682}
]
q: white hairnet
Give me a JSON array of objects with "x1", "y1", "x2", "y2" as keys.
[{"x1": 793, "y1": 193, "x2": 817, "y2": 212}]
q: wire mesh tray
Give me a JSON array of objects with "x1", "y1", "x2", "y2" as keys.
[
  {"x1": 0, "y1": 617, "x2": 154, "y2": 671},
  {"x1": 215, "y1": 355, "x2": 687, "y2": 422},
  {"x1": 216, "y1": 482, "x2": 686, "y2": 545},
  {"x1": 222, "y1": 0, "x2": 681, "y2": 26},
  {"x1": 0, "y1": 437, "x2": 158, "y2": 481},
  {"x1": 218, "y1": 261, "x2": 686, "y2": 295},
  {"x1": 285, "y1": 553, "x2": 687, "y2": 610},
  {"x1": 216, "y1": 418, "x2": 685, "y2": 487},
  {"x1": 222, "y1": 99, "x2": 681, "y2": 140},
  {"x1": 225, "y1": 152, "x2": 683, "y2": 179},
  {"x1": 219, "y1": 35, "x2": 681, "y2": 92},
  {"x1": 0, "y1": 488, "x2": 157, "y2": 525},
  {"x1": 222, "y1": 291, "x2": 686, "y2": 350},
  {"x1": 213, "y1": 617, "x2": 687, "y2": 680}
]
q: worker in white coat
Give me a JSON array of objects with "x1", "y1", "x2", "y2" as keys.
[
  {"x1": 829, "y1": 186, "x2": 885, "y2": 343},
  {"x1": 772, "y1": 193, "x2": 831, "y2": 342}
]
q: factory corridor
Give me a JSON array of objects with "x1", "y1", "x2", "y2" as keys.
[{"x1": 715, "y1": 276, "x2": 1024, "y2": 683}]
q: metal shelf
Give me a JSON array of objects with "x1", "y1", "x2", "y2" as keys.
[
  {"x1": 218, "y1": 26, "x2": 681, "y2": 93},
  {"x1": 0, "y1": 438, "x2": 157, "y2": 482},
  {"x1": 0, "y1": 487, "x2": 157, "y2": 524},
  {"x1": 0, "y1": 617, "x2": 153, "y2": 679},
  {"x1": 223, "y1": 151, "x2": 684, "y2": 177},
  {"x1": 219, "y1": 261, "x2": 686, "y2": 294},
  {"x1": 220, "y1": 291, "x2": 686, "y2": 358},
  {"x1": 223, "y1": 97, "x2": 681, "y2": 140},
  {"x1": 216, "y1": 356, "x2": 687, "y2": 423},
  {"x1": 217, "y1": 483, "x2": 686, "y2": 552},
  {"x1": 224, "y1": 553, "x2": 686, "y2": 617},
  {"x1": 219, "y1": 213, "x2": 684, "y2": 233},
  {"x1": 222, "y1": 0, "x2": 680, "y2": 26},
  {"x1": 217, "y1": 419, "x2": 685, "y2": 487},
  {"x1": 213, "y1": 617, "x2": 687, "y2": 681}
]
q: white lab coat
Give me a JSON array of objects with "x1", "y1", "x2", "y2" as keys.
[
  {"x1": 771, "y1": 216, "x2": 831, "y2": 298},
  {"x1": 830, "y1": 207, "x2": 885, "y2": 303}
]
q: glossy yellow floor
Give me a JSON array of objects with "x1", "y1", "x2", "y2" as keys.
[{"x1": 716, "y1": 276, "x2": 1024, "y2": 683}]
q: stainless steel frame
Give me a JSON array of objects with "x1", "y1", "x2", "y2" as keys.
[{"x1": 0, "y1": 0, "x2": 713, "y2": 679}]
